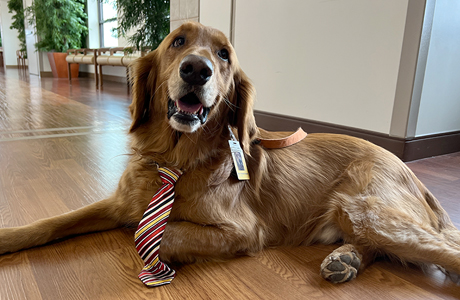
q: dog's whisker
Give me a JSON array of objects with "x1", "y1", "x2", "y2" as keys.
[
  {"x1": 153, "y1": 80, "x2": 168, "y2": 96},
  {"x1": 108, "y1": 153, "x2": 134, "y2": 162},
  {"x1": 183, "y1": 132, "x2": 197, "y2": 144},
  {"x1": 224, "y1": 98, "x2": 236, "y2": 112}
]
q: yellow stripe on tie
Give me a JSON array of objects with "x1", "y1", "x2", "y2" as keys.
[
  {"x1": 134, "y1": 211, "x2": 171, "y2": 239},
  {"x1": 159, "y1": 167, "x2": 180, "y2": 181},
  {"x1": 143, "y1": 256, "x2": 160, "y2": 269},
  {"x1": 145, "y1": 279, "x2": 173, "y2": 286}
]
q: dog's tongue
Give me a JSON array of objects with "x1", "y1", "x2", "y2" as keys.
[{"x1": 177, "y1": 100, "x2": 203, "y2": 114}]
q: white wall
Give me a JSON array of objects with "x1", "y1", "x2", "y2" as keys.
[
  {"x1": 0, "y1": 0, "x2": 22, "y2": 66},
  {"x1": 233, "y1": 0, "x2": 409, "y2": 135},
  {"x1": 199, "y1": 0, "x2": 232, "y2": 39},
  {"x1": 415, "y1": 0, "x2": 460, "y2": 137},
  {"x1": 87, "y1": 0, "x2": 100, "y2": 48},
  {"x1": 170, "y1": 0, "x2": 199, "y2": 31},
  {"x1": 23, "y1": 0, "x2": 40, "y2": 75}
]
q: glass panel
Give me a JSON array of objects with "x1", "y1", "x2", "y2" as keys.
[
  {"x1": 102, "y1": 1, "x2": 117, "y2": 21},
  {"x1": 103, "y1": 21, "x2": 118, "y2": 47},
  {"x1": 100, "y1": 0, "x2": 118, "y2": 47}
]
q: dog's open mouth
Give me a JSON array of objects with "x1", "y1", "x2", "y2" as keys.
[{"x1": 168, "y1": 93, "x2": 210, "y2": 127}]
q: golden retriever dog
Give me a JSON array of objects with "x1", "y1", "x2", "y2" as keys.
[{"x1": 1, "y1": 22, "x2": 459, "y2": 284}]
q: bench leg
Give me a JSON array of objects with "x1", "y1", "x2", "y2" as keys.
[
  {"x1": 99, "y1": 65, "x2": 103, "y2": 87},
  {"x1": 94, "y1": 62, "x2": 99, "y2": 88},
  {"x1": 126, "y1": 67, "x2": 130, "y2": 93},
  {"x1": 68, "y1": 62, "x2": 72, "y2": 81}
]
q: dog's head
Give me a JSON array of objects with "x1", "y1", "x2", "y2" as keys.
[{"x1": 129, "y1": 22, "x2": 257, "y2": 154}]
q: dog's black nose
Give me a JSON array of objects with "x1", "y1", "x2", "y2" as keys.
[{"x1": 179, "y1": 54, "x2": 213, "y2": 86}]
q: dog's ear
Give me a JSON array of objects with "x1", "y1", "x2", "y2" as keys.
[
  {"x1": 129, "y1": 50, "x2": 159, "y2": 132},
  {"x1": 229, "y1": 69, "x2": 258, "y2": 155}
]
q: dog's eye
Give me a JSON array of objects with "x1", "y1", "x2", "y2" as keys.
[
  {"x1": 172, "y1": 37, "x2": 185, "y2": 48},
  {"x1": 218, "y1": 49, "x2": 229, "y2": 61}
]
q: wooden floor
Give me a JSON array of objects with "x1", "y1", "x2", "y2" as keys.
[{"x1": 0, "y1": 68, "x2": 459, "y2": 300}]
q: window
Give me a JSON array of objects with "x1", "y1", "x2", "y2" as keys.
[{"x1": 99, "y1": 0, "x2": 118, "y2": 47}]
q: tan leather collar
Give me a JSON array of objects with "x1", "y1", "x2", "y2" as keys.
[{"x1": 255, "y1": 127, "x2": 307, "y2": 149}]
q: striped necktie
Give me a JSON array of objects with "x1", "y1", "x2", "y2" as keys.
[{"x1": 135, "y1": 167, "x2": 182, "y2": 287}]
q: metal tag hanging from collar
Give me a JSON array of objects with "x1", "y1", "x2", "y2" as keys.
[{"x1": 228, "y1": 126, "x2": 250, "y2": 180}]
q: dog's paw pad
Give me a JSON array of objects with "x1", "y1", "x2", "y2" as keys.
[{"x1": 320, "y1": 251, "x2": 361, "y2": 283}]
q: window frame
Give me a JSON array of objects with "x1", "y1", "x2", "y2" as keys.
[{"x1": 98, "y1": 1, "x2": 118, "y2": 48}]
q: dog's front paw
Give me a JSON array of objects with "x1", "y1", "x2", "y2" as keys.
[{"x1": 320, "y1": 246, "x2": 361, "y2": 283}]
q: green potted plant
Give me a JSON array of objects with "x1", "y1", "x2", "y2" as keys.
[
  {"x1": 115, "y1": 0, "x2": 170, "y2": 50},
  {"x1": 25, "y1": 0, "x2": 88, "y2": 78},
  {"x1": 7, "y1": 0, "x2": 26, "y2": 52}
]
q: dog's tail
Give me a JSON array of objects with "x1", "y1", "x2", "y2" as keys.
[
  {"x1": 372, "y1": 185, "x2": 460, "y2": 283},
  {"x1": 422, "y1": 189, "x2": 460, "y2": 281},
  {"x1": 424, "y1": 188, "x2": 460, "y2": 243},
  {"x1": 333, "y1": 158, "x2": 460, "y2": 283}
]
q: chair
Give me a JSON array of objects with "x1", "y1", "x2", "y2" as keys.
[{"x1": 16, "y1": 50, "x2": 27, "y2": 69}]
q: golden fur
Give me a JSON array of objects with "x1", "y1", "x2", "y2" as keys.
[{"x1": 1, "y1": 22, "x2": 459, "y2": 283}]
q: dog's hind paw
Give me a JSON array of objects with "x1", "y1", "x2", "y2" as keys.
[{"x1": 320, "y1": 245, "x2": 361, "y2": 283}]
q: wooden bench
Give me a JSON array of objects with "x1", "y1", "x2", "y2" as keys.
[
  {"x1": 66, "y1": 49, "x2": 98, "y2": 86},
  {"x1": 96, "y1": 47, "x2": 150, "y2": 88},
  {"x1": 66, "y1": 47, "x2": 150, "y2": 88}
]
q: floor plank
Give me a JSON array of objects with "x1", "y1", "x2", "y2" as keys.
[
  {"x1": 0, "y1": 252, "x2": 43, "y2": 300},
  {"x1": 0, "y1": 69, "x2": 459, "y2": 299}
]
